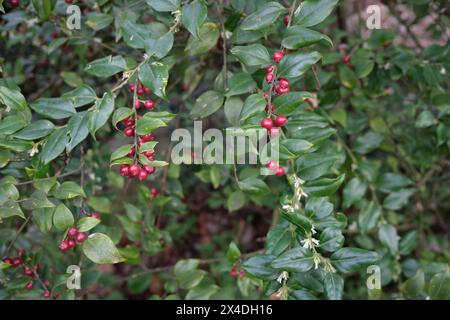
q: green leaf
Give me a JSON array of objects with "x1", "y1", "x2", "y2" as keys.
[
  {"x1": 353, "y1": 131, "x2": 383, "y2": 154},
  {"x1": 174, "y1": 259, "x2": 206, "y2": 289},
  {"x1": 185, "y1": 285, "x2": 219, "y2": 300},
  {"x1": 415, "y1": 110, "x2": 437, "y2": 128},
  {"x1": 230, "y1": 44, "x2": 271, "y2": 67},
  {"x1": 227, "y1": 190, "x2": 246, "y2": 212},
  {"x1": 181, "y1": 0, "x2": 207, "y2": 37},
  {"x1": 87, "y1": 196, "x2": 112, "y2": 214},
  {"x1": 144, "y1": 32, "x2": 174, "y2": 59},
  {"x1": 282, "y1": 26, "x2": 332, "y2": 49},
  {"x1": 239, "y1": 93, "x2": 265, "y2": 122},
  {"x1": 0, "y1": 115, "x2": 27, "y2": 135},
  {"x1": 242, "y1": 255, "x2": 278, "y2": 280},
  {"x1": 293, "y1": 0, "x2": 339, "y2": 27},
  {"x1": 377, "y1": 173, "x2": 414, "y2": 193},
  {"x1": 40, "y1": 127, "x2": 69, "y2": 164},
  {"x1": 296, "y1": 152, "x2": 338, "y2": 181},
  {"x1": 224, "y1": 97, "x2": 243, "y2": 126},
  {"x1": 85, "y1": 56, "x2": 127, "y2": 78},
  {"x1": 33, "y1": 207, "x2": 55, "y2": 233},
  {"x1": 226, "y1": 72, "x2": 256, "y2": 97},
  {"x1": 53, "y1": 181, "x2": 86, "y2": 199},
  {"x1": 278, "y1": 51, "x2": 321, "y2": 79},
  {"x1": 0, "y1": 86, "x2": 28, "y2": 112},
  {"x1": 0, "y1": 200, "x2": 25, "y2": 219},
  {"x1": 88, "y1": 91, "x2": 115, "y2": 138},
  {"x1": 239, "y1": 177, "x2": 270, "y2": 195},
  {"x1": 77, "y1": 217, "x2": 100, "y2": 232},
  {"x1": 12, "y1": 120, "x2": 54, "y2": 140},
  {"x1": 429, "y1": 272, "x2": 450, "y2": 300},
  {"x1": 60, "y1": 71, "x2": 83, "y2": 87},
  {"x1": 383, "y1": 188, "x2": 415, "y2": 211},
  {"x1": 82, "y1": 233, "x2": 125, "y2": 264},
  {"x1": 146, "y1": 0, "x2": 180, "y2": 12},
  {"x1": 62, "y1": 84, "x2": 97, "y2": 108},
  {"x1": 378, "y1": 223, "x2": 399, "y2": 255},
  {"x1": 401, "y1": 270, "x2": 425, "y2": 299},
  {"x1": 121, "y1": 20, "x2": 152, "y2": 49},
  {"x1": 110, "y1": 144, "x2": 133, "y2": 162},
  {"x1": 86, "y1": 13, "x2": 113, "y2": 31},
  {"x1": 324, "y1": 273, "x2": 344, "y2": 300},
  {"x1": 30, "y1": 98, "x2": 76, "y2": 120},
  {"x1": 53, "y1": 204, "x2": 74, "y2": 231},
  {"x1": 67, "y1": 111, "x2": 89, "y2": 152},
  {"x1": 240, "y1": 2, "x2": 286, "y2": 31},
  {"x1": 139, "y1": 61, "x2": 169, "y2": 100},
  {"x1": 331, "y1": 248, "x2": 379, "y2": 273},
  {"x1": 185, "y1": 22, "x2": 220, "y2": 55},
  {"x1": 281, "y1": 211, "x2": 312, "y2": 236},
  {"x1": 342, "y1": 177, "x2": 367, "y2": 209},
  {"x1": 190, "y1": 90, "x2": 224, "y2": 119},
  {"x1": 273, "y1": 91, "x2": 313, "y2": 115},
  {"x1": 21, "y1": 191, "x2": 54, "y2": 210},
  {"x1": 271, "y1": 247, "x2": 314, "y2": 272},
  {"x1": 358, "y1": 201, "x2": 382, "y2": 234},
  {"x1": 281, "y1": 139, "x2": 313, "y2": 154},
  {"x1": 319, "y1": 228, "x2": 344, "y2": 252},
  {"x1": 304, "y1": 174, "x2": 345, "y2": 197},
  {"x1": 112, "y1": 107, "x2": 133, "y2": 128},
  {"x1": 227, "y1": 242, "x2": 241, "y2": 263},
  {"x1": 266, "y1": 224, "x2": 292, "y2": 256}
]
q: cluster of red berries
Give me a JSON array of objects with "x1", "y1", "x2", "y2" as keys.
[
  {"x1": 118, "y1": 82, "x2": 158, "y2": 181},
  {"x1": 58, "y1": 226, "x2": 90, "y2": 252},
  {"x1": 266, "y1": 160, "x2": 285, "y2": 177},
  {"x1": 265, "y1": 54, "x2": 290, "y2": 95},
  {"x1": 230, "y1": 265, "x2": 245, "y2": 278},
  {"x1": 3, "y1": 250, "x2": 52, "y2": 299}
]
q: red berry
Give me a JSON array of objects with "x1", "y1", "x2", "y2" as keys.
[
  {"x1": 127, "y1": 146, "x2": 135, "y2": 157},
  {"x1": 90, "y1": 212, "x2": 101, "y2": 220},
  {"x1": 269, "y1": 127, "x2": 280, "y2": 137},
  {"x1": 273, "y1": 51, "x2": 284, "y2": 63},
  {"x1": 124, "y1": 118, "x2": 135, "y2": 127},
  {"x1": 141, "y1": 133, "x2": 154, "y2": 142},
  {"x1": 43, "y1": 291, "x2": 51, "y2": 299},
  {"x1": 134, "y1": 100, "x2": 141, "y2": 109},
  {"x1": 261, "y1": 118, "x2": 273, "y2": 129},
  {"x1": 129, "y1": 164, "x2": 140, "y2": 177},
  {"x1": 34, "y1": 264, "x2": 40, "y2": 272},
  {"x1": 75, "y1": 232, "x2": 87, "y2": 243},
  {"x1": 9, "y1": 0, "x2": 19, "y2": 7},
  {"x1": 143, "y1": 151, "x2": 154, "y2": 159},
  {"x1": 144, "y1": 165, "x2": 156, "y2": 174},
  {"x1": 25, "y1": 281, "x2": 34, "y2": 290},
  {"x1": 276, "y1": 86, "x2": 290, "y2": 95},
  {"x1": 65, "y1": 0, "x2": 73, "y2": 4},
  {"x1": 124, "y1": 127, "x2": 135, "y2": 137},
  {"x1": 283, "y1": 15, "x2": 290, "y2": 26},
  {"x1": 278, "y1": 78, "x2": 289, "y2": 89},
  {"x1": 3, "y1": 258, "x2": 13, "y2": 265},
  {"x1": 263, "y1": 92, "x2": 270, "y2": 100},
  {"x1": 150, "y1": 188, "x2": 158, "y2": 197},
  {"x1": 12, "y1": 257, "x2": 23, "y2": 267},
  {"x1": 265, "y1": 66, "x2": 274, "y2": 74},
  {"x1": 230, "y1": 266, "x2": 238, "y2": 278},
  {"x1": 274, "y1": 115, "x2": 287, "y2": 127},
  {"x1": 59, "y1": 241, "x2": 70, "y2": 252},
  {"x1": 144, "y1": 100, "x2": 155, "y2": 110},
  {"x1": 120, "y1": 165, "x2": 130, "y2": 176},
  {"x1": 343, "y1": 54, "x2": 351, "y2": 64},
  {"x1": 18, "y1": 249, "x2": 25, "y2": 257},
  {"x1": 128, "y1": 83, "x2": 135, "y2": 92},
  {"x1": 240, "y1": 270, "x2": 245, "y2": 278},
  {"x1": 275, "y1": 166, "x2": 285, "y2": 177},
  {"x1": 67, "y1": 239, "x2": 76, "y2": 249},
  {"x1": 138, "y1": 169, "x2": 148, "y2": 181},
  {"x1": 266, "y1": 160, "x2": 278, "y2": 171},
  {"x1": 68, "y1": 227, "x2": 78, "y2": 237},
  {"x1": 143, "y1": 87, "x2": 151, "y2": 94},
  {"x1": 137, "y1": 88, "x2": 145, "y2": 96},
  {"x1": 23, "y1": 267, "x2": 34, "y2": 277},
  {"x1": 265, "y1": 73, "x2": 274, "y2": 83},
  {"x1": 265, "y1": 103, "x2": 275, "y2": 113}
]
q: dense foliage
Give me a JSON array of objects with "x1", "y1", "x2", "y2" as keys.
[{"x1": 0, "y1": 0, "x2": 449, "y2": 300}]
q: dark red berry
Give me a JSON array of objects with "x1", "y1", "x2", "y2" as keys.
[
  {"x1": 75, "y1": 232, "x2": 87, "y2": 243},
  {"x1": 12, "y1": 257, "x2": 23, "y2": 267},
  {"x1": 23, "y1": 266, "x2": 34, "y2": 277},
  {"x1": 3, "y1": 258, "x2": 13, "y2": 265},
  {"x1": 124, "y1": 127, "x2": 135, "y2": 137},
  {"x1": 138, "y1": 169, "x2": 148, "y2": 181},
  {"x1": 275, "y1": 166, "x2": 285, "y2": 177},
  {"x1": 230, "y1": 266, "x2": 238, "y2": 278},
  {"x1": 265, "y1": 103, "x2": 275, "y2": 113},
  {"x1": 67, "y1": 239, "x2": 76, "y2": 249},
  {"x1": 144, "y1": 100, "x2": 155, "y2": 110},
  {"x1": 144, "y1": 165, "x2": 155, "y2": 174},
  {"x1": 274, "y1": 115, "x2": 287, "y2": 127},
  {"x1": 90, "y1": 212, "x2": 101, "y2": 220},
  {"x1": 265, "y1": 73, "x2": 274, "y2": 83},
  {"x1": 124, "y1": 118, "x2": 135, "y2": 127},
  {"x1": 18, "y1": 249, "x2": 25, "y2": 257},
  {"x1": 59, "y1": 241, "x2": 70, "y2": 252},
  {"x1": 129, "y1": 164, "x2": 140, "y2": 177},
  {"x1": 65, "y1": 0, "x2": 73, "y2": 4},
  {"x1": 278, "y1": 78, "x2": 289, "y2": 89},
  {"x1": 261, "y1": 118, "x2": 273, "y2": 129},
  {"x1": 276, "y1": 86, "x2": 290, "y2": 95},
  {"x1": 143, "y1": 151, "x2": 154, "y2": 159},
  {"x1": 141, "y1": 133, "x2": 154, "y2": 142},
  {"x1": 283, "y1": 15, "x2": 289, "y2": 26},
  {"x1": 150, "y1": 188, "x2": 158, "y2": 197},
  {"x1": 43, "y1": 291, "x2": 51, "y2": 299},
  {"x1": 68, "y1": 227, "x2": 78, "y2": 237},
  {"x1": 143, "y1": 87, "x2": 151, "y2": 94},
  {"x1": 128, "y1": 83, "x2": 135, "y2": 92},
  {"x1": 25, "y1": 281, "x2": 34, "y2": 290},
  {"x1": 266, "y1": 160, "x2": 278, "y2": 171},
  {"x1": 343, "y1": 54, "x2": 351, "y2": 64},
  {"x1": 265, "y1": 66, "x2": 274, "y2": 74},
  {"x1": 273, "y1": 51, "x2": 284, "y2": 63},
  {"x1": 127, "y1": 146, "x2": 135, "y2": 157},
  {"x1": 134, "y1": 100, "x2": 141, "y2": 109},
  {"x1": 120, "y1": 165, "x2": 130, "y2": 176},
  {"x1": 137, "y1": 88, "x2": 145, "y2": 96},
  {"x1": 9, "y1": 0, "x2": 19, "y2": 7}
]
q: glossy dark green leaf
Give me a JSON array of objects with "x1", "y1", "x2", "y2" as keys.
[
  {"x1": 185, "y1": 22, "x2": 220, "y2": 55},
  {"x1": 304, "y1": 174, "x2": 345, "y2": 197},
  {"x1": 67, "y1": 111, "x2": 89, "y2": 152},
  {"x1": 85, "y1": 55, "x2": 127, "y2": 78},
  {"x1": 53, "y1": 203, "x2": 74, "y2": 231},
  {"x1": 282, "y1": 26, "x2": 332, "y2": 49},
  {"x1": 139, "y1": 61, "x2": 169, "y2": 100},
  {"x1": 88, "y1": 91, "x2": 115, "y2": 138},
  {"x1": 230, "y1": 44, "x2": 271, "y2": 67},
  {"x1": 83, "y1": 233, "x2": 125, "y2": 264},
  {"x1": 190, "y1": 90, "x2": 224, "y2": 119},
  {"x1": 293, "y1": 0, "x2": 339, "y2": 27},
  {"x1": 146, "y1": 0, "x2": 180, "y2": 12},
  {"x1": 278, "y1": 51, "x2": 321, "y2": 79},
  {"x1": 12, "y1": 120, "x2": 54, "y2": 140},
  {"x1": 271, "y1": 247, "x2": 314, "y2": 272},
  {"x1": 40, "y1": 127, "x2": 69, "y2": 164},
  {"x1": 181, "y1": 0, "x2": 207, "y2": 37},
  {"x1": 30, "y1": 98, "x2": 76, "y2": 120},
  {"x1": 331, "y1": 247, "x2": 379, "y2": 273},
  {"x1": 240, "y1": 2, "x2": 286, "y2": 31}
]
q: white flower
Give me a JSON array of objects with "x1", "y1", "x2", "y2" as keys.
[
  {"x1": 311, "y1": 226, "x2": 317, "y2": 235},
  {"x1": 276, "y1": 271, "x2": 289, "y2": 284},
  {"x1": 28, "y1": 144, "x2": 39, "y2": 157},
  {"x1": 282, "y1": 204, "x2": 294, "y2": 213},
  {"x1": 313, "y1": 255, "x2": 321, "y2": 269},
  {"x1": 301, "y1": 236, "x2": 319, "y2": 249}
]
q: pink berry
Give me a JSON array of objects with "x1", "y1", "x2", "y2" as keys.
[
  {"x1": 261, "y1": 118, "x2": 273, "y2": 129},
  {"x1": 266, "y1": 160, "x2": 278, "y2": 171},
  {"x1": 68, "y1": 227, "x2": 78, "y2": 237},
  {"x1": 275, "y1": 166, "x2": 285, "y2": 177},
  {"x1": 273, "y1": 51, "x2": 284, "y2": 63},
  {"x1": 75, "y1": 232, "x2": 87, "y2": 243},
  {"x1": 274, "y1": 115, "x2": 287, "y2": 127}
]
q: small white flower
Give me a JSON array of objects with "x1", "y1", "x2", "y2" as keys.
[
  {"x1": 311, "y1": 226, "x2": 317, "y2": 234},
  {"x1": 282, "y1": 204, "x2": 294, "y2": 213},
  {"x1": 313, "y1": 255, "x2": 321, "y2": 270},
  {"x1": 276, "y1": 271, "x2": 289, "y2": 284},
  {"x1": 301, "y1": 236, "x2": 319, "y2": 249},
  {"x1": 28, "y1": 144, "x2": 39, "y2": 157}
]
